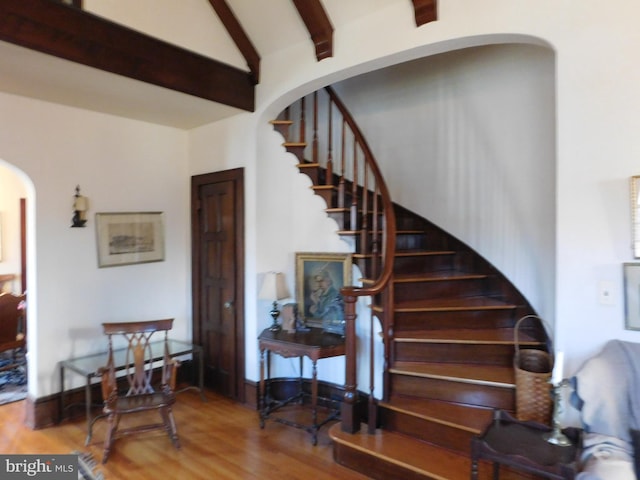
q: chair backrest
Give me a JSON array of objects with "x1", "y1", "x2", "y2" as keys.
[
  {"x1": 0, "y1": 292, "x2": 26, "y2": 348},
  {"x1": 102, "y1": 318, "x2": 174, "y2": 396}
]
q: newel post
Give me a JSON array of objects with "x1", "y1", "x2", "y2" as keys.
[{"x1": 341, "y1": 288, "x2": 359, "y2": 433}]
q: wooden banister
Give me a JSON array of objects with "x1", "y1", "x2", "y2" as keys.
[
  {"x1": 276, "y1": 86, "x2": 396, "y2": 434},
  {"x1": 324, "y1": 87, "x2": 396, "y2": 433}
]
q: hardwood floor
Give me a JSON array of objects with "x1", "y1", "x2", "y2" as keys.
[{"x1": 0, "y1": 390, "x2": 370, "y2": 480}]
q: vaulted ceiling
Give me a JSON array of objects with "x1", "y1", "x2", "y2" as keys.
[{"x1": 0, "y1": 0, "x2": 436, "y2": 128}]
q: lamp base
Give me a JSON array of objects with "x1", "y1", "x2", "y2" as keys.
[
  {"x1": 544, "y1": 430, "x2": 572, "y2": 446},
  {"x1": 545, "y1": 380, "x2": 572, "y2": 447},
  {"x1": 268, "y1": 301, "x2": 281, "y2": 332},
  {"x1": 71, "y1": 211, "x2": 86, "y2": 228}
]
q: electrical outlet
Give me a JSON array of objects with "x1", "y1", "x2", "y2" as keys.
[{"x1": 598, "y1": 281, "x2": 615, "y2": 305}]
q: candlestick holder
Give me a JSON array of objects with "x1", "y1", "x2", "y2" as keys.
[{"x1": 544, "y1": 378, "x2": 572, "y2": 446}]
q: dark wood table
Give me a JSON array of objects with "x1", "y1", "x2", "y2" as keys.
[
  {"x1": 258, "y1": 327, "x2": 345, "y2": 445},
  {"x1": 471, "y1": 410, "x2": 580, "y2": 479}
]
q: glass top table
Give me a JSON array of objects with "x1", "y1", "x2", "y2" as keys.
[{"x1": 59, "y1": 339, "x2": 204, "y2": 445}]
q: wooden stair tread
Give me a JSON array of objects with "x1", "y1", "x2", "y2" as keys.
[
  {"x1": 394, "y1": 328, "x2": 540, "y2": 345},
  {"x1": 330, "y1": 423, "x2": 474, "y2": 479},
  {"x1": 390, "y1": 361, "x2": 515, "y2": 387},
  {"x1": 283, "y1": 141, "x2": 306, "y2": 147},
  {"x1": 395, "y1": 250, "x2": 456, "y2": 257},
  {"x1": 336, "y1": 229, "x2": 423, "y2": 236},
  {"x1": 394, "y1": 271, "x2": 487, "y2": 282},
  {"x1": 326, "y1": 207, "x2": 350, "y2": 213},
  {"x1": 354, "y1": 251, "x2": 456, "y2": 260},
  {"x1": 381, "y1": 396, "x2": 494, "y2": 434},
  {"x1": 269, "y1": 119, "x2": 293, "y2": 125},
  {"x1": 393, "y1": 297, "x2": 516, "y2": 312}
]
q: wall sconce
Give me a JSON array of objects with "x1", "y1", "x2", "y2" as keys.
[
  {"x1": 71, "y1": 185, "x2": 88, "y2": 228},
  {"x1": 258, "y1": 272, "x2": 290, "y2": 332}
]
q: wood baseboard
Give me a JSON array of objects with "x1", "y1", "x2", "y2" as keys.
[{"x1": 27, "y1": 373, "x2": 367, "y2": 430}]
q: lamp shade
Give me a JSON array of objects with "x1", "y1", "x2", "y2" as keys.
[
  {"x1": 258, "y1": 272, "x2": 290, "y2": 301},
  {"x1": 73, "y1": 195, "x2": 88, "y2": 212}
]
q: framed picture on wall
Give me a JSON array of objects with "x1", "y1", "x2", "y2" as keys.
[
  {"x1": 295, "y1": 252, "x2": 351, "y2": 334},
  {"x1": 96, "y1": 212, "x2": 165, "y2": 268},
  {"x1": 630, "y1": 176, "x2": 640, "y2": 258},
  {"x1": 624, "y1": 263, "x2": 640, "y2": 330}
]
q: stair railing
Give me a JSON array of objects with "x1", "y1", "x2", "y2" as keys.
[{"x1": 278, "y1": 86, "x2": 396, "y2": 434}]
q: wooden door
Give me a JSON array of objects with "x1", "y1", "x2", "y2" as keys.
[{"x1": 191, "y1": 169, "x2": 244, "y2": 401}]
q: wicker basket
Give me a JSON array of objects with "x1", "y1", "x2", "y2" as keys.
[{"x1": 513, "y1": 315, "x2": 553, "y2": 425}]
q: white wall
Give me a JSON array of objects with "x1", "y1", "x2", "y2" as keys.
[
  {"x1": 0, "y1": 162, "x2": 27, "y2": 292},
  {"x1": 0, "y1": 91, "x2": 191, "y2": 397},
  {"x1": 332, "y1": 44, "x2": 556, "y2": 321}
]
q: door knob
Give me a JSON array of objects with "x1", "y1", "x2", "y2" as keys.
[{"x1": 224, "y1": 300, "x2": 234, "y2": 309}]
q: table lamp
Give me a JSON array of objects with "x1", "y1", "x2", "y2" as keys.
[{"x1": 259, "y1": 272, "x2": 290, "y2": 332}]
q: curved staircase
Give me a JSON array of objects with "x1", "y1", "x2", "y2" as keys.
[{"x1": 272, "y1": 88, "x2": 550, "y2": 480}]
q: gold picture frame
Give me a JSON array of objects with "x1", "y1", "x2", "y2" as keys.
[
  {"x1": 96, "y1": 212, "x2": 165, "y2": 268},
  {"x1": 295, "y1": 252, "x2": 351, "y2": 334}
]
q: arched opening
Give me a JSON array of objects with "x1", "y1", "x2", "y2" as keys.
[{"x1": 0, "y1": 159, "x2": 35, "y2": 406}]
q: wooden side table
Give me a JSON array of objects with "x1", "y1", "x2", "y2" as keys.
[
  {"x1": 258, "y1": 327, "x2": 345, "y2": 445},
  {"x1": 471, "y1": 410, "x2": 580, "y2": 479}
]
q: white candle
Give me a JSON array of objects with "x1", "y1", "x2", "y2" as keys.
[{"x1": 552, "y1": 351, "x2": 564, "y2": 385}]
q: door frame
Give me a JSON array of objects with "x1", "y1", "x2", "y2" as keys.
[{"x1": 191, "y1": 168, "x2": 245, "y2": 402}]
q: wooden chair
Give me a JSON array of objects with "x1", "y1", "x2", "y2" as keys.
[
  {"x1": 0, "y1": 292, "x2": 26, "y2": 372},
  {"x1": 98, "y1": 319, "x2": 181, "y2": 463}
]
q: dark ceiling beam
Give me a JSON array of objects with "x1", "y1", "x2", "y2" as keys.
[
  {"x1": 412, "y1": 0, "x2": 438, "y2": 26},
  {"x1": 292, "y1": 0, "x2": 333, "y2": 61},
  {"x1": 208, "y1": 0, "x2": 260, "y2": 84},
  {"x1": 0, "y1": 0, "x2": 255, "y2": 111}
]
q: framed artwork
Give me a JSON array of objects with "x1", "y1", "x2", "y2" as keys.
[
  {"x1": 295, "y1": 252, "x2": 351, "y2": 334},
  {"x1": 624, "y1": 263, "x2": 640, "y2": 330},
  {"x1": 631, "y1": 176, "x2": 640, "y2": 258},
  {"x1": 96, "y1": 212, "x2": 164, "y2": 268}
]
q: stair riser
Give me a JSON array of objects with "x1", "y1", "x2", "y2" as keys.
[
  {"x1": 333, "y1": 441, "x2": 442, "y2": 480},
  {"x1": 285, "y1": 144, "x2": 306, "y2": 163},
  {"x1": 396, "y1": 233, "x2": 428, "y2": 251},
  {"x1": 394, "y1": 255, "x2": 456, "y2": 273},
  {"x1": 394, "y1": 342, "x2": 515, "y2": 366},
  {"x1": 312, "y1": 187, "x2": 334, "y2": 207},
  {"x1": 381, "y1": 409, "x2": 476, "y2": 454},
  {"x1": 272, "y1": 122, "x2": 291, "y2": 140},
  {"x1": 328, "y1": 210, "x2": 379, "y2": 231},
  {"x1": 394, "y1": 278, "x2": 490, "y2": 302},
  {"x1": 390, "y1": 374, "x2": 514, "y2": 411},
  {"x1": 394, "y1": 310, "x2": 516, "y2": 331},
  {"x1": 298, "y1": 165, "x2": 321, "y2": 184},
  {"x1": 328, "y1": 210, "x2": 350, "y2": 230}
]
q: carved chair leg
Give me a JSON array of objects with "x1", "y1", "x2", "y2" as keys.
[
  {"x1": 102, "y1": 413, "x2": 119, "y2": 464},
  {"x1": 161, "y1": 407, "x2": 180, "y2": 449}
]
